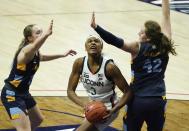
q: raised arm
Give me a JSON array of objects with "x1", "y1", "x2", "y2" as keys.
[
  {"x1": 40, "y1": 49, "x2": 77, "y2": 61},
  {"x1": 105, "y1": 62, "x2": 132, "y2": 115},
  {"x1": 91, "y1": 12, "x2": 124, "y2": 49},
  {"x1": 18, "y1": 20, "x2": 53, "y2": 64},
  {"x1": 67, "y1": 58, "x2": 87, "y2": 108},
  {"x1": 91, "y1": 12, "x2": 139, "y2": 57},
  {"x1": 161, "y1": 0, "x2": 171, "y2": 40}
]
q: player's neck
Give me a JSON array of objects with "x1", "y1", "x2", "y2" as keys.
[{"x1": 88, "y1": 55, "x2": 102, "y2": 65}]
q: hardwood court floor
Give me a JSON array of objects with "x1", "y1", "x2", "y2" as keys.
[{"x1": 0, "y1": 97, "x2": 189, "y2": 131}]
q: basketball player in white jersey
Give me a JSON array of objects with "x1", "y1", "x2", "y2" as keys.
[{"x1": 67, "y1": 35, "x2": 132, "y2": 131}]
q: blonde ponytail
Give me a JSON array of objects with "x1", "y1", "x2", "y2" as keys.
[
  {"x1": 14, "y1": 38, "x2": 27, "y2": 57},
  {"x1": 14, "y1": 24, "x2": 35, "y2": 57}
]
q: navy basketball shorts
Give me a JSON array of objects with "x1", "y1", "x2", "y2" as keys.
[
  {"x1": 1, "y1": 84, "x2": 36, "y2": 120},
  {"x1": 123, "y1": 96, "x2": 167, "y2": 131}
]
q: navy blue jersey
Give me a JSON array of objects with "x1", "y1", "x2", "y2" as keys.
[
  {"x1": 4, "y1": 43, "x2": 40, "y2": 92},
  {"x1": 130, "y1": 43, "x2": 169, "y2": 96}
]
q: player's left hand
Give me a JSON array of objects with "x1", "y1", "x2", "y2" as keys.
[{"x1": 63, "y1": 49, "x2": 77, "y2": 57}]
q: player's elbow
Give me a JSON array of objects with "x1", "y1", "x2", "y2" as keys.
[
  {"x1": 67, "y1": 89, "x2": 75, "y2": 99},
  {"x1": 123, "y1": 86, "x2": 133, "y2": 100}
]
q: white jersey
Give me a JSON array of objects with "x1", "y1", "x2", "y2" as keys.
[{"x1": 80, "y1": 56, "x2": 119, "y2": 110}]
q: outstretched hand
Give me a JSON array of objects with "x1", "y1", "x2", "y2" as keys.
[
  {"x1": 91, "y1": 12, "x2": 97, "y2": 29},
  {"x1": 63, "y1": 49, "x2": 77, "y2": 57},
  {"x1": 46, "y1": 20, "x2": 53, "y2": 36}
]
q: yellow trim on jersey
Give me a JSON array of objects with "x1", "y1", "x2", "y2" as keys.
[
  {"x1": 164, "y1": 111, "x2": 166, "y2": 118},
  {"x1": 6, "y1": 96, "x2": 15, "y2": 102},
  {"x1": 11, "y1": 114, "x2": 20, "y2": 119},
  {"x1": 162, "y1": 96, "x2": 166, "y2": 100},
  {"x1": 143, "y1": 51, "x2": 160, "y2": 57},
  {"x1": 123, "y1": 111, "x2": 127, "y2": 119},
  {"x1": 130, "y1": 59, "x2": 133, "y2": 64},
  {"x1": 131, "y1": 76, "x2": 134, "y2": 84},
  {"x1": 17, "y1": 64, "x2": 26, "y2": 71},
  {"x1": 10, "y1": 80, "x2": 21, "y2": 87},
  {"x1": 33, "y1": 65, "x2": 39, "y2": 70}
]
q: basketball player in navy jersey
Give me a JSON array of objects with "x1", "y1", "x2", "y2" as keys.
[
  {"x1": 1, "y1": 20, "x2": 77, "y2": 131},
  {"x1": 67, "y1": 35, "x2": 132, "y2": 131},
  {"x1": 91, "y1": 0, "x2": 176, "y2": 131}
]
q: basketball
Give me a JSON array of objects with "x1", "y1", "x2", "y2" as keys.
[{"x1": 84, "y1": 101, "x2": 108, "y2": 123}]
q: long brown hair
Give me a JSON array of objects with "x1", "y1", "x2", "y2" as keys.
[
  {"x1": 144, "y1": 20, "x2": 177, "y2": 56},
  {"x1": 14, "y1": 24, "x2": 35, "y2": 56}
]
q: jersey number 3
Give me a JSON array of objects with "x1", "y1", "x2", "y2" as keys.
[
  {"x1": 89, "y1": 87, "x2": 96, "y2": 95},
  {"x1": 143, "y1": 58, "x2": 162, "y2": 73}
]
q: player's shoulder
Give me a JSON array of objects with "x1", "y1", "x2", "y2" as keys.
[
  {"x1": 105, "y1": 59, "x2": 121, "y2": 79},
  {"x1": 105, "y1": 59, "x2": 117, "y2": 72},
  {"x1": 74, "y1": 57, "x2": 83, "y2": 63},
  {"x1": 101, "y1": 55, "x2": 114, "y2": 67},
  {"x1": 73, "y1": 57, "x2": 86, "y2": 67}
]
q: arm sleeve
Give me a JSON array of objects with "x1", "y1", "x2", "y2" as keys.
[{"x1": 95, "y1": 25, "x2": 124, "y2": 48}]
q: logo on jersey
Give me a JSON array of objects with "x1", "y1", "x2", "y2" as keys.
[
  {"x1": 82, "y1": 72, "x2": 104, "y2": 86},
  {"x1": 98, "y1": 73, "x2": 103, "y2": 81}
]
